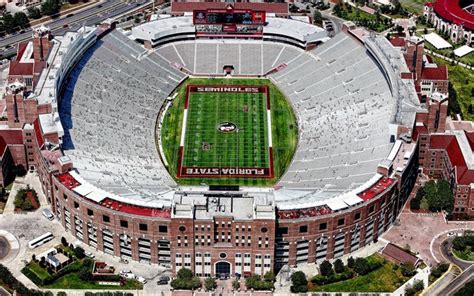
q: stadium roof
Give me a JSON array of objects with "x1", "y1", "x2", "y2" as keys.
[
  {"x1": 131, "y1": 16, "x2": 326, "y2": 44},
  {"x1": 171, "y1": 2, "x2": 289, "y2": 14},
  {"x1": 422, "y1": 32, "x2": 452, "y2": 49},
  {"x1": 430, "y1": 0, "x2": 474, "y2": 31}
]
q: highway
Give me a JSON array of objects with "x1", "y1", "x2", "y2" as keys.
[{"x1": 0, "y1": 0, "x2": 152, "y2": 59}]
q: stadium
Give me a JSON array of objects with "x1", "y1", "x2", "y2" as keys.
[{"x1": 23, "y1": 3, "x2": 423, "y2": 277}]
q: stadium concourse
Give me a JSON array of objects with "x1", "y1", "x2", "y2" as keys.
[{"x1": 2, "y1": 12, "x2": 428, "y2": 277}]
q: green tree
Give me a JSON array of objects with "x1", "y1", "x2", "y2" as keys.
[
  {"x1": 347, "y1": 256, "x2": 355, "y2": 268},
  {"x1": 13, "y1": 12, "x2": 29, "y2": 29},
  {"x1": 177, "y1": 268, "x2": 193, "y2": 280},
  {"x1": 313, "y1": 10, "x2": 323, "y2": 26},
  {"x1": 353, "y1": 257, "x2": 370, "y2": 275},
  {"x1": 41, "y1": 0, "x2": 61, "y2": 16},
  {"x1": 334, "y1": 259, "x2": 344, "y2": 273},
  {"x1": 27, "y1": 7, "x2": 42, "y2": 19},
  {"x1": 204, "y1": 277, "x2": 216, "y2": 291},
  {"x1": 232, "y1": 278, "x2": 240, "y2": 290},
  {"x1": 290, "y1": 271, "x2": 308, "y2": 293},
  {"x1": 78, "y1": 267, "x2": 92, "y2": 281},
  {"x1": 319, "y1": 260, "x2": 333, "y2": 276},
  {"x1": 61, "y1": 236, "x2": 68, "y2": 247},
  {"x1": 400, "y1": 262, "x2": 416, "y2": 277},
  {"x1": 263, "y1": 271, "x2": 275, "y2": 282},
  {"x1": 74, "y1": 246, "x2": 85, "y2": 259}
]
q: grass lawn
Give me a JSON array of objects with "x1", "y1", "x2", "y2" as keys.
[
  {"x1": 400, "y1": 0, "x2": 425, "y2": 15},
  {"x1": 429, "y1": 56, "x2": 474, "y2": 121},
  {"x1": 161, "y1": 78, "x2": 298, "y2": 186},
  {"x1": 335, "y1": 5, "x2": 391, "y2": 32},
  {"x1": 28, "y1": 261, "x2": 51, "y2": 281},
  {"x1": 44, "y1": 273, "x2": 142, "y2": 290},
  {"x1": 452, "y1": 248, "x2": 474, "y2": 262},
  {"x1": 310, "y1": 255, "x2": 410, "y2": 292}
]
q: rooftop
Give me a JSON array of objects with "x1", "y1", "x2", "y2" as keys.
[{"x1": 358, "y1": 178, "x2": 395, "y2": 201}]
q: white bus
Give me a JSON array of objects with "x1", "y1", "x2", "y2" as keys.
[{"x1": 28, "y1": 232, "x2": 54, "y2": 249}]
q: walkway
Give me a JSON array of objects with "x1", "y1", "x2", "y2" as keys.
[{"x1": 425, "y1": 49, "x2": 473, "y2": 70}]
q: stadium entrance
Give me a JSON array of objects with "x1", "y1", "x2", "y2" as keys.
[{"x1": 215, "y1": 261, "x2": 231, "y2": 277}]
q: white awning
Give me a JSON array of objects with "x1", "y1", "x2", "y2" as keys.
[
  {"x1": 326, "y1": 199, "x2": 348, "y2": 211},
  {"x1": 454, "y1": 45, "x2": 473, "y2": 57},
  {"x1": 73, "y1": 184, "x2": 94, "y2": 196},
  {"x1": 343, "y1": 195, "x2": 364, "y2": 206},
  {"x1": 423, "y1": 33, "x2": 452, "y2": 49}
]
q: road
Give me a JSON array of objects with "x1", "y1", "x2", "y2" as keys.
[
  {"x1": 436, "y1": 265, "x2": 474, "y2": 296},
  {"x1": 0, "y1": 0, "x2": 152, "y2": 59},
  {"x1": 441, "y1": 238, "x2": 472, "y2": 271}
]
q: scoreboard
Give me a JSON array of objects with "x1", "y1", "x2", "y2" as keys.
[
  {"x1": 193, "y1": 10, "x2": 266, "y2": 25},
  {"x1": 193, "y1": 7, "x2": 266, "y2": 36}
]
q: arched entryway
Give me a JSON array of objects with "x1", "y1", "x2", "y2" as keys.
[{"x1": 215, "y1": 261, "x2": 231, "y2": 277}]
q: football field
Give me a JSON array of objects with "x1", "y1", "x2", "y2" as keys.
[
  {"x1": 178, "y1": 85, "x2": 273, "y2": 178},
  {"x1": 160, "y1": 78, "x2": 298, "y2": 186}
]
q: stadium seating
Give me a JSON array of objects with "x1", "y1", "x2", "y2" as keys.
[
  {"x1": 61, "y1": 31, "x2": 396, "y2": 207},
  {"x1": 60, "y1": 31, "x2": 186, "y2": 205}
]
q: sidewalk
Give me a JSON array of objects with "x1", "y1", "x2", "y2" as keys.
[{"x1": 425, "y1": 49, "x2": 473, "y2": 70}]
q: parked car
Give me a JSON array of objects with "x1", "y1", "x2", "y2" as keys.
[
  {"x1": 84, "y1": 251, "x2": 95, "y2": 258},
  {"x1": 122, "y1": 273, "x2": 136, "y2": 279},
  {"x1": 157, "y1": 275, "x2": 170, "y2": 285},
  {"x1": 120, "y1": 269, "x2": 132, "y2": 275},
  {"x1": 136, "y1": 276, "x2": 147, "y2": 284},
  {"x1": 42, "y1": 208, "x2": 54, "y2": 220}
]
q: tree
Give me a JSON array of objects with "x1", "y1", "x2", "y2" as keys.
[
  {"x1": 27, "y1": 7, "x2": 42, "y2": 19},
  {"x1": 61, "y1": 236, "x2": 68, "y2": 247},
  {"x1": 395, "y1": 25, "x2": 404, "y2": 35},
  {"x1": 13, "y1": 12, "x2": 29, "y2": 29},
  {"x1": 313, "y1": 10, "x2": 323, "y2": 26},
  {"x1": 74, "y1": 246, "x2": 85, "y2": 259},
  {"x1": 290, "y1": 271, "x2": 308, "y2": 293},
  {"x1": 78, "y1": 267, "x2": 93, "y2": 282},
  {"x1": 353, "y1": 257, "x2": 370, "y2": 275},
  {"x1": 204, "y1": 277, "x2": 216, "y2": 291},
  {"x1": 319, "y1": 260, "x2": 333, "y2": 276},
  {"x1": 334, "y1": 259, "x2": 344, "y2": 273},
  {"x1": 177, "y1": 268, "x2": 193, "y2": 280},
  {"x1": 424, "y1": 180, "x2": 454, "y2": 213},
  {"x1": 400, "y1": 262, "x2": 416, "y2": 277},
  {"x1": 232, "y1": 278, "x2": 240, "y2": 290},
  {"x1": 41, "y1": 0, "x2": 61, "y2": 16},
  {"x1": 347, "y1": 256, "x2": 355, "y2": 268},
  {"x1": 31, "y1": 254, "x2": 36, "y2": 262},
  {"x1": 263, "y1": 271, "x2": 275, "y2": 283}
]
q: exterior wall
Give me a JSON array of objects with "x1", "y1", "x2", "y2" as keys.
[
  {"x1": 52, "y1": 175, "x2": 172, "y2": 265},
  {"x1": 423, "y1": 5, "x2": 473, "y2": 45},
  {"x1": 171, "y1": 216, "x2": 275, "y2": 277},
  {"x1": 275, "y1": 184, "x2": 398, "y2": 270}
]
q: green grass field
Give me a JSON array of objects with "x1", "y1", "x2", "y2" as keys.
[
  {"x1": 400, "y1": 0, "x2": 425, "y2": 15},
  {"x1": 160, "y1": 78, "x2": 298, "y2": 186},
  {"x1": 183, "y1": 88, "x2": 269, "y2": 169}
]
